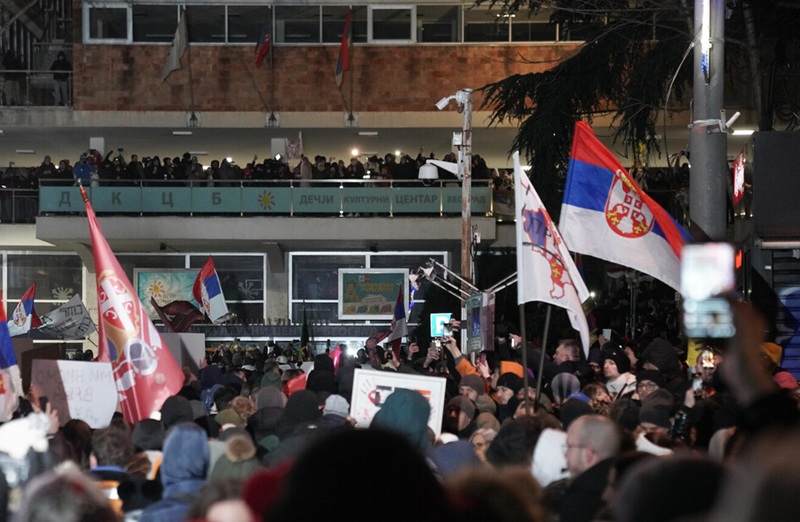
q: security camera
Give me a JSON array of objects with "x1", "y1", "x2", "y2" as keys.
[{"x1": 435, "y1": 96, "x2": 452, "y2": 111}]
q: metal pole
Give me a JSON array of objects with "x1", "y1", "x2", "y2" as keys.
[
  {"x1": 689, "y1": 0, "x2": 726, "y2": 240},
  {"x1": 460, "y1": 89, "x2": 474, "y2": 288}
]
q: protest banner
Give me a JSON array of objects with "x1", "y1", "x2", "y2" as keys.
[
  {"x1": 351, "y1": 368, "x2": 446, "y2": 436},
  {"x1": 31, "y1": 359, "x2": 116, "y2": 429}
]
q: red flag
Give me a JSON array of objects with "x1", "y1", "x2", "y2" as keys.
[
  {"x1": 334, "y1": 10, "x2": 352, "y2": 87},
  {"x1": 79, "y1": 187, "x2": 183, "y2": 424},
  {"x1": 255, "y1": 21, "x2": 271, "y2": 68},
  {"x1": 732, "y1": 149, "x2": 745, "y2": 205},
  {"x1": 283, "y1": 372, "x2": 307, "y2": 397}
]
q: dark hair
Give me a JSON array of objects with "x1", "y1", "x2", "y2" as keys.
[
  {"x1": 16, "y1": 471, "x2": 118, "y2": 522},
  {"x1": 90, "y1": 426, "x2": 134, "y2": 467}
]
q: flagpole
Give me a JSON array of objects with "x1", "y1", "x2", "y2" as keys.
[
  {"x1": 519, "y1": 303, "x2": 530, "y2": 414},
  {"x1": 534, "y1": 305, "x2": 552, "y2": 412}
]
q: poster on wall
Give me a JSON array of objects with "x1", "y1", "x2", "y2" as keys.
[
  {"x1": 350, "y1": 368, "x2": 446, "y2": 436},
  {"x1": 338, "y1": 269, "x2": 408, "y2": 320},
  {"x1": 134, "y1": 269, "x2": 200, "y2": 320}
]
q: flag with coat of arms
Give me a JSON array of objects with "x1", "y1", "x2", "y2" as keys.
[
  {"x1": 513, "y1": 151, "x2": 590, "y2": 357},
  {"x1": 80, "y1": 187, "x2": 184, "y2": 424},
  {"x1": 7, "y1": 283, "x2": 41, "y2": 337},
  {"x1": 0, "y1": 290, "x2": 22, "y2": 421}
]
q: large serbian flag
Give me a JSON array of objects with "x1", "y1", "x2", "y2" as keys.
[
  {"x1": 7, "y1": 283, "x2": 41, "y2": 337},
  {"x1": 559, "y1": 122, "x2": 691, "y2": 291},
  {"x1": 514, "y1": 152, "x2": 590, "y2": 356},
  {"x1": 193, "y1": 257, "x2": 229, "y2": 324},
  {"x1": 80, "y1": 187, "x2": 183, "y2": 424},
  {"x1": 383, "y1": 288, "x2": 407, "y2": 360}
]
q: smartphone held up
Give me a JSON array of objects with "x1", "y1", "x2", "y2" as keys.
[{"x1": 680, "y1": 243, "x2": 736, "y2": 339}]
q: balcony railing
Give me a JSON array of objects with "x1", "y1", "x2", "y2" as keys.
[
  {"x1": 1, "y1": 69, "x2": 72, "y2": 107},
  {"x1": 37, "y1": 179, "x2": 494, "y2": 216}
]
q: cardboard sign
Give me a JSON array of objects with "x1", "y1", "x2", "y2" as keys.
[
  {"x1": 31, "y1": 359, "x2": 116, "y2": 429},
  {"x1": 350, "y1": 369, "x2": 447, "y2": 436}
]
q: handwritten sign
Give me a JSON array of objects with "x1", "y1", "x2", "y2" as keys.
[
  {"x1": 31, "y1": 360, "x2": 117, "y2": 429},
  {"x1": 351, "y1": 369, "x2": 446, "y2": 436}
]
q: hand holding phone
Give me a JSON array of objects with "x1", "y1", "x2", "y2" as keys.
[{"x1": 681, "y1": 243, "x2": 736, "y2": 339}]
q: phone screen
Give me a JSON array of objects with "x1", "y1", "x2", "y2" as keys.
[{"x1": 680, "y1": 243, "x2": 736, "y2": 339}]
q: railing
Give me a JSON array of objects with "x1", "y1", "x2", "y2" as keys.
[
  {"x1": 0, "y1": 69, "x2": 72, "y2": 107},
  {"x1": 0, "y1": 188, "x2": 38, "y2": 223},
  {"x1": 37, "y1": 178, "x2": 495, "y2": 216}
]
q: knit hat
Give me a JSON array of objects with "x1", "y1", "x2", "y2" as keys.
[
  {"x1": 761, "y1": 342, "x2": 782, "y2": 366},
  {"x1": 588, "y1": 346, "x2": 603, "y2": 365},
  {"x1": 215, "y1": 408, "x2": 244, "y2": 429},
  {"x1": 208, "y1": 433, "x2": 262, "y2": 483},
  {"x1": 446, "y1": 396, "x2": 476, "y2": 421},
  {"x1": 474, "y1": 412, "x2": 501, "y2": 432},
  {"x1": 641, "y1": 339, "x2": 680, "y2": 375},
  {"x1": 475, "y1": 394, "x2": 497, "y2": 415},
  {"x1": 602, "y1": 344, "x2": 631, "y2": 374},
  {"x1": 323, "y1": 394, "x2": 350, "y2": 418},
  {"x1": 131, "y1": 419, "x2": 165, "y2": 452},
  {"x1": 159, "y1": 395, "x2": 194, "y2": 430},
  {"x1": 636, "y1": 370, "x2": 666, "y2": 389},
  {"x1": 459, "y1": 374, "x2": 485, "y2": 396},
  {"x1": 639, "y1": 404, "x2": 671, "y2": 429},
  {"x1": 496, "y1": 373, "x2": 523, "y2": 395},
  {"x1": 559, "y1": 398, "x2": 593, "y2": 429},
  {"x1": 370, "y1": 389, "x2": 431, "y2": 453}
]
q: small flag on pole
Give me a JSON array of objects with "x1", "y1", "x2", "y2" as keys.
[
  {"x1": 160, "y1": 9, "x2": 188, "y2": 83},
  {"x1": 384, "y1": 288, "x2": 407, "y2": 360},
  {"x1": 38, "y1": 294, "x2": 97, "y2": 340},
  {"x1": 255, "y1": 15, "x2": 271, "y2": 68},
  {"x1": 193, "y1": 257, "x2": 229, "y2": 324},
  {"x1": 334, "y1": 10, "x2": 352, "y2": 87},
  {"x1": 7, "y1": 283, "x2": 41, "y2": 337}
]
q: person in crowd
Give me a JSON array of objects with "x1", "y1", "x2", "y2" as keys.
[
  {"x1": 602, "y1": 343, "x2": 637, "y2": 400},
  {"x1": 15, "y1": 470, "x2": 120, "y2": 522},
  {"x1": 50, "y1": 51, "x2": 71, "y2": 106}
]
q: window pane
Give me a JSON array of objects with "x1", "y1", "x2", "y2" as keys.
[
  {"x1": 372, "y1": 8, "x2": 413, "y2": 41},
  {"x1": 291, "y1": 255, "x2": 365, "y2": 300},
  {"x1": 417, "y1": 6, "x2": 460, "y2": 43},
  {"x1": 6, "y1": 254, "x2": 83, "y2": 301},
  {"x1": 464, "y1": 8, "x2": 509, "y2": 42},
  {"x1": 132, "y1": 5, "x2": 178, "y2": 42},
  {"x1": 88, "y1": 7, "x2": 127, "y2": 40},
  {"x1": 291, "y1": 302, "x2": 339, "y2": 324},
  {"x1": 185, "y1": 5, "x2": 226, "y2": 43},
  {"x1": 226, "y1": 302, "x2": 265, "y2": 325},
  {"x1": 190, "y1": 255, "x2": 265, "y2": 301},
  {"x1": 275, "y1": 6, "x2": 320, "y2": 44},
  {"x1": 322, "y1": 6, "x2": 367, "y2": 44},
  {"x1": 511, "y1": 11, "x2": 557, "y2": 42},
  {"x1": 228, "y1": 5, "x2": 272, "y2": 44}
]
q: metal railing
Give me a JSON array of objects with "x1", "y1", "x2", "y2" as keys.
[
  {"x1": 0, "y1": 69, "x2": 72, "y2": 107},
  {"x1": 0, "y1": 188, "x2": 38, "y2": 223}
]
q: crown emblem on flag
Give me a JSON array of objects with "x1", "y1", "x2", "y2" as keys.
[{"x1": 605, "y1": 171, "x2": 654, "y2": 238}]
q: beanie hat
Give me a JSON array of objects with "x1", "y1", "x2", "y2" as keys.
[
  {"x1": 160, "y1": 395, "x2": 194, "y2": 430},
  {"x1": 446, "y1": 396, "x2": 476, "y2": 421},
  {"x1": 761, "y1": 342, "x2": 782, "y2": 366},
  {"x1": 131, "y1": 419, "x2": 165, "y2": 451},
  {"x1": 559, "y1": 398, "x2": 594, "y2": 429},
  {"x1": 602, "y1": 344, "x2": 631, "y2": 374},
  {"x1": 475, "y1": 394, "x2": 497, "y2": 415},
  {"x1": 323, "y1": 394, "x2": 350, "y2": 418},
  {"x1": 496, "y1": 373, "x2": 523, "y2": 395},
  {"x1": 639, "y1": 404, "x2": 671, "y2": 429},
  {"x1": 641, "y1": 339, "x2": 680, "y2": 375},
  {"x1": 474, "y1": 412, "x2": 501, "y2": 432},
  {"x1": 215, "y1": 408, "x2": 244, "y2": 429},
  {"x1": 636, "y1": 370, "x2": 667, "y2": 389},
  {"x1": 588, "y1": 346, "x2": 603, "y2": 365},
  {"x1": 459, "y1": 374, "x2": 485, "y2": 396}
]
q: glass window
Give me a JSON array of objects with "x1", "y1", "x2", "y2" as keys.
[
  {"x1": 511, "y1": 10, "x2": 557, "y2": 42},
  {"x1": 322, "y1": 6, "x2": 367, "y2": 44},
  {"x1": 6, "y1": 254, "x2": 83, "y2": 302},
  {"x1": 132, "y1": 5, "x2": 178, "y2": 42},
  {"x1": 416, "y1": 5, "x2": 460, "y2": 43},
  {"x1": 559, "y1": 20, "x2": 604, "y2": 42},
  {"x1": 185, "y1": 5, "x2": 226, "y2": 43},
  {"x1": 464, "y1": 7, "x2": 509, "y2": 42},
  {"x1": 275, "y1": 6, "x2": 320, "y2": 44},
  {"x1": 291, "y1": 255, "x2": 365, "y2": 300},
  {"x1": 291, "y1": 302, "x2": 339, "y2": 324},
  {"x1": 369, "y1": 6, "x2": 414, "y2": 42},
  {"x1": 116, "y1": 254, "x2": 186, "y2": 287},
  {"x1": 86, "y1": 6, "x2": 129, "y2": 41},
  {"x1": 228, "y1": 5, "x2": 272, "y2": 44}
]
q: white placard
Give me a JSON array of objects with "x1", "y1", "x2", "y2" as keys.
[
  {"x1": 351, "y1": 369, "x2": 447, "y2": 436},
  {"x1": 31, "y1": 359, "x2": 117, "y2": 429}
]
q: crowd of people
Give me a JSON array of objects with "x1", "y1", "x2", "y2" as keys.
[{"x1": 1, "y1": 298, "x2": 799, "y2": 521}]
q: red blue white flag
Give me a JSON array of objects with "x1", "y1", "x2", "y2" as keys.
[
  {"x1": 514, "y1": 152, "x2": 590, "y2": 356},
  {"x1": 334, "y1": 10, "x2": 352, "y2": 87},
  {"x1": 559, "y1": 122, "x2": 691, "y2": 291},
  {"x1": 384, "y1": 287, "x2": 407, "y2": 359},
  {"x1": 193, "y1": 257, "x2": 229, "y2": 324},
  {"x1": 732, "y1": 149, "x2": 745, "y2": 205},
  {"x1": 7, "y1": 283, "x2": 41, "y2": 337},
  {"x1": 80, "y1": 187, "x2": 184, "y2": 424},
  {"x1": 0, "y1": 290, "x2": 22, "y2": 421},
  {"x1": 255, "y1": 16, "x2": 271, "y2": 68}
]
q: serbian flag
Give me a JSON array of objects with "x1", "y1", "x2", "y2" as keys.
[
  {"x1": 560, "y1": 122, "x2": 691, "y2": 291},
  {"x1": 334, "y1": 9, "x2": 352, "y2": 87},
  {"x1": 255, "y1": 16, "x2": 271, "y2": 68},
  {"x1": 7, "y1": 284, "x2": 42, "y2": 337},
  {"x1": 193, "y1": 257, "x2": 229, "y2": 324},
  {"x1": 732, "y1": 149, "x2": 745, "y2": 205},
  {"x1": 80, "y1": 187, "x2": 183, "y2": 424},
  {"x1": 384, "y1": 288, "x2": 407, "y2": 360},
  {"x1": 0, "y1": 291, "x2": 22, "y2": 421},
  {"x1": 514, "y1": 152, "x2": 590, "y2": 356}
]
